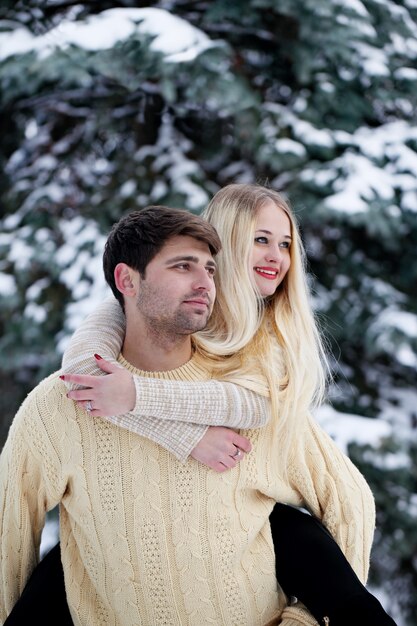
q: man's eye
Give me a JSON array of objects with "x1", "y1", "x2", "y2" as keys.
[{"x1": 207, "y1": 267, "x2": 216, "y2": 276}]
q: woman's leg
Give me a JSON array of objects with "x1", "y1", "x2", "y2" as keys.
[
  {"x1": 269, "y1": 503, "x2": 397, "y2": 626},
  {"x1": 4, "y1": 542, "x2": 73, "y2": 626}
]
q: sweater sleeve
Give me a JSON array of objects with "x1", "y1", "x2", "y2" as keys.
[
  {"x1": 131, "y1": 376, "x2": 271, "y2": 428},
  {"x1": 61, "y1": 297, "x2": 271, "y2": 461},
  {"x1": 287, "y1": 413, "x2": 376, "y2": 584},
  {"x1": 0, "y1": 378, "x2": 66, "y2": 620}
]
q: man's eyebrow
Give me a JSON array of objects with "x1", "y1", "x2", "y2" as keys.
[
  {"x1": 165, "y1": 255, "x2": 217, "y2": 268},
  {"x1": 256, "y1": 229, "x2": 292, "y2": 239}
]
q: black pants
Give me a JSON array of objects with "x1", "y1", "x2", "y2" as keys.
[
  {"x1": 3, "y1": 543, "x2": 73, "y2": 626},
  {"x1": 5, "y1": 504, "x2": 397, "y2": 625},
  {"x1": 270, "y1": 504, "x2": 397, "y2": 625}
]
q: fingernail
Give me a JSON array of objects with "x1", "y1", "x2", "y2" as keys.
[
  {"x1": 94, "y1": 354, "x2": 103, "y2": 360},
  {"x1": 59, "y1": 375, "x2": 65, "y2": 380}
]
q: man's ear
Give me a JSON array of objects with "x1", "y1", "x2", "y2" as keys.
[{"x1": 114, "y1": 263, "x2": 138, "y2": 298}]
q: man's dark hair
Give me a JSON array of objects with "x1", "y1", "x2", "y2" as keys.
[{"x1": 103, "y1": 205, "x2": 221, "y2": 307}]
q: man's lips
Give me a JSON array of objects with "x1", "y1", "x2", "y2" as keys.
[
  {"x1": 254, "y1": 266, "x2": 279, "y2": 280},
  {"x1": 183, "y1": 298, "x2": 210, "y2": 308}
]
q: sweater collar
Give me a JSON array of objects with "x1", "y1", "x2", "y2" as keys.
[{"x1": 117, "y1": 350, "x2": 211, "y2": 381}]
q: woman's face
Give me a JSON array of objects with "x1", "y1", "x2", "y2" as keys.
[{"x1": 250, "y1": 200, "x2": 292, "y2": 297}]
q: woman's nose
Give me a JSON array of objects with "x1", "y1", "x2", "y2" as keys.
[{"x1": 265, "y1": 245, "x2": 282, "y2": 262}]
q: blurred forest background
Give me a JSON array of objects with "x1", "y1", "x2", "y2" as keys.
[{"x1": 0, "y1": 1, "x2": 416, "y2": 623}]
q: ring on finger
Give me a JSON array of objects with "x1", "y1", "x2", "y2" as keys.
[
  {"x1": 232, "y1": 446, "x2": 241, "y2": 458},
  {"x1": 86, "y1": 400, "x2": 93, "y2": 413}
]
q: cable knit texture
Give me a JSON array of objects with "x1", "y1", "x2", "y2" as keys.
[
  {"x1": 62, "y1": 297, "x2": 271, "y2": 461},
  {"x1": 0, "y1": 351, "x2": 375, "y2": 625}
]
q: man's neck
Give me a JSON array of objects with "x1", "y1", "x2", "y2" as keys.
[{"x1": 122, "y1": 323, "x2": 193, "y2": 372}]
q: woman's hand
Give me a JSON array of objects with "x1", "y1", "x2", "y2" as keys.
[
  {"x1": 190, "y1": 426, "x2": 252, "y2": 472},
  {"x1": 61, "y1": 355, "x2": 136, "y2": 417}
]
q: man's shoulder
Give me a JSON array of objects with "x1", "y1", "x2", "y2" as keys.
[
  {"x1": 33, "y1": 369, "x2": 64, "y2": 391},
  {"x1": 20, "y1": 370, "x2": 66, "y2": 411},
  {"x1": 6, "y1": 371, "x2": 68, "y2": 449}
]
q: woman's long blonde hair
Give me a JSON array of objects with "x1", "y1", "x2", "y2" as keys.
[{"x1": 195, "y1": 183, "x2": 329, "y2": 474}]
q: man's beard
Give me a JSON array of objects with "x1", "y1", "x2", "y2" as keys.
[{"x1": 136, "y1": 283, "x2": 211, "y2": 340}]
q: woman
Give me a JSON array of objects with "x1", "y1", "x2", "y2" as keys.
[{"x1": 6, "y1": 184, "x2": 396, "y2": 625}]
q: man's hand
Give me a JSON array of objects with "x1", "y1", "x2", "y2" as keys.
[
  {"x1": 191, "y1": 426, "x2": 252, "y2": 472},
  {"x1": 61, "y1": 355, "x2": 136, "y2": 416}
]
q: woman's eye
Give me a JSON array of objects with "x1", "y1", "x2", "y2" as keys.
[
  {"x1": 279, "y1": 241, "x2": 290, "y2": 249},
  {"x1": 255, "y1": 236, "x2": 268, "y2": 244}
]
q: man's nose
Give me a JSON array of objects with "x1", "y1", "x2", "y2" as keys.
[{"x1": 193, "y1": 269, "x2": 214, "y2": 291}]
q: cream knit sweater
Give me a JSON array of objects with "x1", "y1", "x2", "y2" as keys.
[{"x1": 0, "y1": 352, "x2": 375, "y2": 625}]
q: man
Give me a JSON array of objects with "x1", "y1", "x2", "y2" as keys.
[{"x1": 0, "y1": 206, "x2": 278, "y2": 625}]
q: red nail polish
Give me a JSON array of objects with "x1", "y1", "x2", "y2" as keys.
[
  {"x1": 59, "y1": 375, "x2": 65, "y2": 380},
  {"x1": 94, "y1": 354, "x2": 103, "y2": 360}
]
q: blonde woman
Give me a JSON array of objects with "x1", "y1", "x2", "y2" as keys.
[{"x1": 6, "y1": 186, "x2": 396, "y2": 625}]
